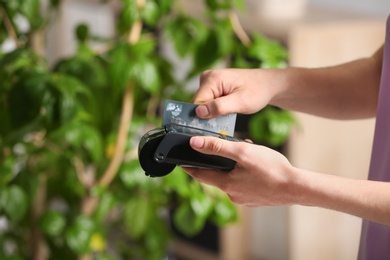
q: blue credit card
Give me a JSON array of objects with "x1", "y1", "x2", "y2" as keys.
[{"x1": 162, "y1": 100, "x2": 237, "y2": 136}]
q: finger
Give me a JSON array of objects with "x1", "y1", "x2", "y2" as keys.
[
  {"x1": 245, "y1": 138, "x2": 253, "y2": 144},
  {"x1": 195, "y1": 94, "x2": 246, "y2": 119},
  {"x1": 189, "y1": 136, "x2": 246, "y2": 162},
  {"x1": 182, "y1": 167, "x2": 230, "y2": 190},
  {"x1": 193, "y1": 70, "x2": 243, "y2": 118}
]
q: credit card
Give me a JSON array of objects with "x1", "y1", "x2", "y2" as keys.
[{"x1": 162, "y1": 100, "x2": 237, "y2": 136}]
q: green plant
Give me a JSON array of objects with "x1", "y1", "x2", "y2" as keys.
[{"x1": 0, "y1": 0, "x2": 293, "y2": 259}]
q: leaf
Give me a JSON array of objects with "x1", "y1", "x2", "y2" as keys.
[
  {"x1": 162, "y1": 167, "x2": 191, "y2": 197},
  {"x1": 118, "y1": 0, "x2": 140, "y2": 35},
  {"x1": 132, "y1": 59, "x2": 160, "y2": 95},
  {"x1": 211, "y1": 197, "x2": 238, "y2": 225},
  {"x1": 20, "y1": 0, "x2": 45, "y2": 30},
  {"x1": 75, "y1": 23, "x2": 90, "y2": 43},
  {"x1": 0, "y1": 156, "x2": 15, "y2": 187},
  {"x1": 129, "y1": 38, "x2": 157, "y2": 57},
  {"x1": 205, "y1": 0, "x2": 232, "y2": 11},
  {"x1": 49, "y1": 122, "x2": 103, "y2": 162},
  {"x1": 119, "y1": 160, "x2": 149, "y2": 189},
  {"x1": 39, "y1": 210, "x2": 66, "y2": 236},
  {"x1": 248, "y1": 34, "x2": 288, "y2": 69},
  {"x1": 193, "y1": 30, "x2": 221, "y2": 72},
  {"x1": 173, "y1": 203, "x2": 206, "y2": 236},
  {"x1": 8, "y1": 72, "x2": 48, "y2": 129},
  {"x1": 190, "y1": 190, "x2": 213, "y2": 219},
  {"x1": 142, "y1": 0, "x2": 160, "y2": 26},
  {"x1": 94, "y1": 192, "x2": 116, "y2": 223},
  {"x1": 158, "y1": 0, "x2": 174, "y2": 15},
  {"x1": 215, "y1": 19, "x2": 234, "y2": 56},
  {"x1": 66, "y1": 216, "x2": 95, "y2": 254},
  {"x1": 49, "y1": 73, "x2": 91, "y2": 124},
  {"x1": 249, "y1": 107, "x2": 295, "y2": 147},
  {"x1": 124, "y1": 198, "x2": 154, "y2": 239},
  {"x1": 164, "y1": 16, "x2": 208, "y2": 58},
  {"x1": 107, "y1": 44, "x2": 133, "y2": 91},
  {"x1": 0, "y1": 185, "x2": 28, "y2": 223}
]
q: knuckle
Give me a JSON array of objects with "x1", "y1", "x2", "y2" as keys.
[
  {"x1": 235, "y1": 143, "x2": 250, "y2": 163},
  {"x1": 212, "y1": 98, "x2": 226, "y2": 116},
  {"x1": 228, "y1": 194, "x2": 244, "y2": 205},
  {"x1": 200, "y1": 70, "x2": 212, "y2": 83},
  {"x1": 206, "y1": 138, "x2": 223, "y2": 154}
]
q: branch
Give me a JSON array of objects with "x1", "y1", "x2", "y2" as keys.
[
  {"x1": 229, "y1": 11, "x2": 251, "y2": 47},
  {"x1": 0, "y1": 5, "x2": 21, "y2": 47},
  {"x1": 80, "y1": 0, "x2": 142, "y2": 219},
  {"x1": 31, "y1": 174, "x2": 48, "y2": 260},
  {"x1": 98, "y1": 83, "x2": 134, "y2": 187}
]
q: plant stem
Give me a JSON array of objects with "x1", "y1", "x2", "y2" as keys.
[
  {"x1": 30, "y1": 30, "x2": 45, "y2": 56},
  {"x1": 229, "y1": 11, "x2": 251, "y2": 47},
  {"x1": 98, "y1": 83, "x2": 134, "y2": 187},
  {"x1": 31, "y1": 174, "x2": 48, "y2": 260},
  {"x1": 0, "y1": 5, "x2": 20, "y2": 47},
  {"x1": 80, "y1": 0, "x2": 144, "y2": 219}
]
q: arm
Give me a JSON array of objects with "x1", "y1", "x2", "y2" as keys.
[
  {"x1": 194, "y1": 46, "x2": 383, "y2": 120},
  {"x1": 183, "y1": 136, "x2": 390, "y2": 226}
]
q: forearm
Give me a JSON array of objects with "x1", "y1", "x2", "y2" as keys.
[
  {"x1": 270, "y1": 47, "x2": 383, "y2": 119},
  {"x1": 290, "y1": 167, "x2": 390, "y2": 226}
]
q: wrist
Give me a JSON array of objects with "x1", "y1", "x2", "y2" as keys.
[{"x1": 268, "y1": 67, "x2": 300, "y2": 108}]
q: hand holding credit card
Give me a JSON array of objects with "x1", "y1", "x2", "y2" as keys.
[
  {"x1": 138, "y1": 100, "x2": 241, "y2": 177},
  {"x1": 162, "y1": 100, "x2": 237, "y2": 136}
]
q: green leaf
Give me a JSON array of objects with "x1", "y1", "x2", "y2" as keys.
[
  {"x1": 142, "y1": 0, "x2": 160, "y2": 26},
  {"x1": 107, "y1": 44, "x2": 133, "y2": 91},
  {"x1": 50, "y1": 122, "x2": 103, "y2": 162},
  {"x1": 0, "y1": 185, "x2": 28, "y2": 223},
  {"x1": 249, "y1": 108, "x2": 295, "y2": 147},
  {"x1": 132, "y1": 59, "x2": 160, "y2": 95},
  {"x1": 248, "y1": 34, "x2": 288, "y2": 69},
  {"x1": 158, "y1": 0, "x2": 174, "y2": 15},
  {"x1": 129, "y1": 38, "x2": 157, "y2": 57},
  {"x1": 193, "y1": 30, "x2": 221, "y2": 72},
  {"x1": 215, "y1": 19, "x2": 234, "y2": 56},
  {"x1": 143, "y1": 220, "x2": 171, "y2": 256},
  {"x1": 94, "y1": 192, "x2": 116, "y2": 223},
  {"x1": 173, "y1": 203, "x2": 206, "y2": 236},
  {"x1": 211, "y1": 197, "x2": 238, "y2": 225},
  {"x1": 0, "y1": 156, "x2": 15, "y2": 187},
  {"x1": 205, "y1": 0, "x2": 232, "y2": 11},
  {"x1": 124, "y1": 198, "x2": 154, "y2": 239},
  {"x1": 66, "y1": 216, "x2": 95, "y2": 254},
  {"x1": 164, "y1": 16, "x2": 208, "y2": 58},
  {"x1": 8, "y1": 72, "x2": 48, "y2": 129},
  {"x1": 39, "y1": 210, "x2": 66, "y2": 236},
  {"x1": 119, "y1": 160, "x2": 149, "y2": 189},
  {"x1": 162, "y1": 167, "x2": 191, "y2": 197},
  {"x1": 118, "y1": 0, "x2": 140, "y2": 35},
  {"x1": 190, "y1": 190, "x2": 213, "y2": 219},
  {"x1": 75, "y1": 23, "x2": 90, "y2": 43}
]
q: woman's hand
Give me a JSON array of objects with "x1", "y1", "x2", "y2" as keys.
[
  {"x1": 182, "y1": 136, "x2": 298, "y2": 207},
  {"x1": 193, "y1": 68, "x2": 283, "y2": 118}
]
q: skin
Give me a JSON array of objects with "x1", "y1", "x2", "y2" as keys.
[{"x1": 183, "y1": 46, "x2": 390, "y2": 226}]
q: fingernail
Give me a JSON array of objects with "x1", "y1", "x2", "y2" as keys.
[
  {"x1": 190, "y1": 136, "x2": 204, "y2": 149},
  {"x1": 196, "y1": 105, "x2": 209, "y2": 118}
]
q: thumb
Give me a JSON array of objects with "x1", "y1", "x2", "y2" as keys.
[
  {"x1": 195, "y1": 95, "x2": 243, "y2": 119},
  {"x1": 189, "y1": 136, "x2": 244, "y2": 162}
]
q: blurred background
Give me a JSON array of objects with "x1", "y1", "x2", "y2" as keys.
[{"x1": 1, "y1": 0, "x2": 390, "y2": 259}]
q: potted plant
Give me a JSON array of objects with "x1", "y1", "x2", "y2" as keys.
[{"x1": 0, "y1": 0, "x2": 294, "y2": 259}]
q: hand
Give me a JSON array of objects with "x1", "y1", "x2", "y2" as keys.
[
  {"x1": 193, "y1": 68, "x2": 282, "y2": 118},
  {"x1": 182, "y1": 136, "x2": 298, "y2": 207}
]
